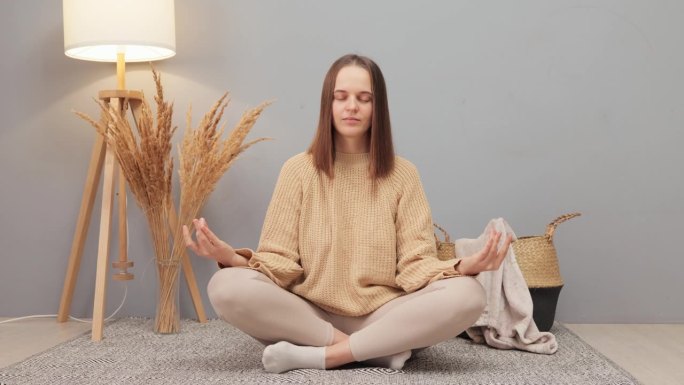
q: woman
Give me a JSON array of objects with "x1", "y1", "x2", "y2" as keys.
[{"x1": 183, "y1": 54, "x2": 512, "y2": 373}]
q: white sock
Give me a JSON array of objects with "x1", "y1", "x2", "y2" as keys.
[
  {"x1": 262, "y1": 341, "x2": 326, "y2": 373},
  {"x1": 363, "y1": 350, "x2": 412, "y2": 370}
]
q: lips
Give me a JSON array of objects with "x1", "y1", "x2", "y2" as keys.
[{"x1": 343, "y1": 117, "x2": 361, "y2": 122}]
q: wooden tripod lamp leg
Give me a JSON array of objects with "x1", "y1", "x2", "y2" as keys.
[
  {"x1": 91, "y1": 142, "x2": 118, "y2": 341},
  {"x1": 167, "y1": 204, "x2": 207, "y2": 323},
  {"x1": 112, "y1": 171, "x2": 134, "y2": 281},
  {"x1": 57, "y1": 134, "x2": 107, "y2": 323},
  {"x1": 182, "y1": 251, "x2": 208, "y2": 323}
]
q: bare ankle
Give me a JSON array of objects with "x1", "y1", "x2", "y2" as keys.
[
  {"x1": 324, "y1": 340, "x2": 354, "y2": 369},
  {"x1": 330, "y1": 328, "x2": 349, "y2": 345}
]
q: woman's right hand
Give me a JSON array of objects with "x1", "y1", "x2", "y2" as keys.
[
  {"x1": 183, "y1": 218, "x2": 237, "y2": 266},
  {"x1": 455, "y1": 228, "x2": 512, "y2": 276}
]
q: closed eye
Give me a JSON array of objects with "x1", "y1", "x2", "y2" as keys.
[
  {"x1": 334, "y1": 91, "x2": 347, "y2": 101},
  {"x1": 358, "y1": 94, "x2": 373, "y2": 103},
  {"x1": 333, "y1": 90, "x2": 373, "y2": 102}
]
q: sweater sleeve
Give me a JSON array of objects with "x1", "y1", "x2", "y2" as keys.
[
  {"x1": 237, "y1": 156, "x2": 305, "y2": 288},
  {"x1": 394, "y1": 164, "x2": 462, "y2": 293}
]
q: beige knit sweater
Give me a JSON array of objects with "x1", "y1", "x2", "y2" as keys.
[{"x1": 230, "y1": 152, "x2": 462, "y2": 316}]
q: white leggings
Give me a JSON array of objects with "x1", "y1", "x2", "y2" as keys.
[{"x1": 207, "y1": 267, "x2": 486, "y2": 362}]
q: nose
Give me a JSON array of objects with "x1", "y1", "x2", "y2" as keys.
[{"x1": 345, "y1": 97, "x2": 359, "y2": 112}]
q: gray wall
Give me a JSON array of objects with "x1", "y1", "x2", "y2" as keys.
[{"x1": 1, "y1": 1, "x2": 682, "y2": 323}]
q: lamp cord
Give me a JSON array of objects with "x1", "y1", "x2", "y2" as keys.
[
  {"x1": 1, "y1": 210, "x2": 142, "y2": 326},
  {"x1": 0, "y1": 283, "x2": 128, "y2": 325}
]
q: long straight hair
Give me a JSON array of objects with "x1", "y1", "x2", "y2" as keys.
[{"x1": 308, "y1": 54, "x2": 395, "y2": 181}]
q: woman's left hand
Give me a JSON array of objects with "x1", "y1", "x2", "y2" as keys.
[
  {"x1": 182, "y1": 218, "x2": 237, "y2": 266},
  {"x1": 456, "y1": 228, "x2": 513, "y2": 276}
]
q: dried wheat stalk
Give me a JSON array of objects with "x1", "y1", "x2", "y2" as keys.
[
  {"x1": 76, "y1": 67, "x2": 271, "y2": 334},
  {"x1": 169, "y1": 96, "x2": 272, "y2": 270},
  {"x1": 76, "y1": 67, "x2": 177, "y2": 333}
]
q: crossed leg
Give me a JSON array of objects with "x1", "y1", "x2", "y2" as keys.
[
  {"x1": 207, "y1": 267, "x2": 486, "y2": 373},
  {"x1": 322, "y1": 275, "x2": 486, "y2": 366},
  {"x1": 207, "y1": 267, "x2": 335, "y2": 347}
]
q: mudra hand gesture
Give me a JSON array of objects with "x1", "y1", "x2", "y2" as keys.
[
  {"x1": 456, "y1": 228, "x2": 513, "y2": 276},
  {"x1": 183, "y1": 218, "x2": 242, "y2": 266}
]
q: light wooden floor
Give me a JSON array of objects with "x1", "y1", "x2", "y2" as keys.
[
  {"x1": 1, "y1": 318, "x2": 682, "y2": 384},
  {"x1": 564, "y1": 324, "x2": 684, "y2": 385}
]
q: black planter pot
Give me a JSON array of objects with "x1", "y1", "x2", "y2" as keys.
[
  {"x1": 458, "y1": 284, "x2": 562, "y2": 338},
  {"x1": 529, "y1": 285, "x2": 563, "y2": 332}
]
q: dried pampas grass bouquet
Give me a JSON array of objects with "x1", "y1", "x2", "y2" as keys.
[{"x1": 76, "y1": 66, "x2": 271, "y2": 334}]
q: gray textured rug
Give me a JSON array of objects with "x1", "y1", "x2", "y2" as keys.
[{"x1": 0, "y1": 318, "x2": 640, "y2": 385}]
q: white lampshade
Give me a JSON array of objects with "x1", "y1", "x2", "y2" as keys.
[{"x1": 63, "y1": 0, "x2": 176, "y2": 62}]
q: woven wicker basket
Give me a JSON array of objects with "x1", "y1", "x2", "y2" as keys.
[
  {"x1": 434, "y1": 223, "x2": 455, "y2": 261},
  {"x1": 513, "y1": 212, "x2": 580, "y2": 331},
  {"x1": 512, "y1": 213, "x2": 581, "y2": 288}
]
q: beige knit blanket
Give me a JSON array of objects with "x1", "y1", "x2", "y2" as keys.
[{"x1": 459, "y1": 218, "x2": 558, "y2": 354}]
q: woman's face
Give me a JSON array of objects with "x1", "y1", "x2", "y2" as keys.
[{"x1": 332, "y1": 65, "x2": 373, "y2": 142}]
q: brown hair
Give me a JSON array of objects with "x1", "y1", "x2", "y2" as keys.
[{"x1": 308, "y1": 54, "x2": 395, "y2": 180}]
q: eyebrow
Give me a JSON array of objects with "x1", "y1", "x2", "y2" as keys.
[{"x1": 333, "y1": 90, "x2": 373, "y2": 96}]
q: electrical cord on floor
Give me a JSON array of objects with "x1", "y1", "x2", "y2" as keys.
[
  {"x1": 0, "y1": 283, "x2": 128, "y2": 325},
  {"x1": 1, "y1": 209, "x2": 136, "y2": 326},
  {"x1": 1, "y1": 252, "x2": 158, "y2": 325}
]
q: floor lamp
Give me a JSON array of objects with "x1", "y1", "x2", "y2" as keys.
[{"x1": 58, "y1": 0, "x2": 207, "y2": 341}]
